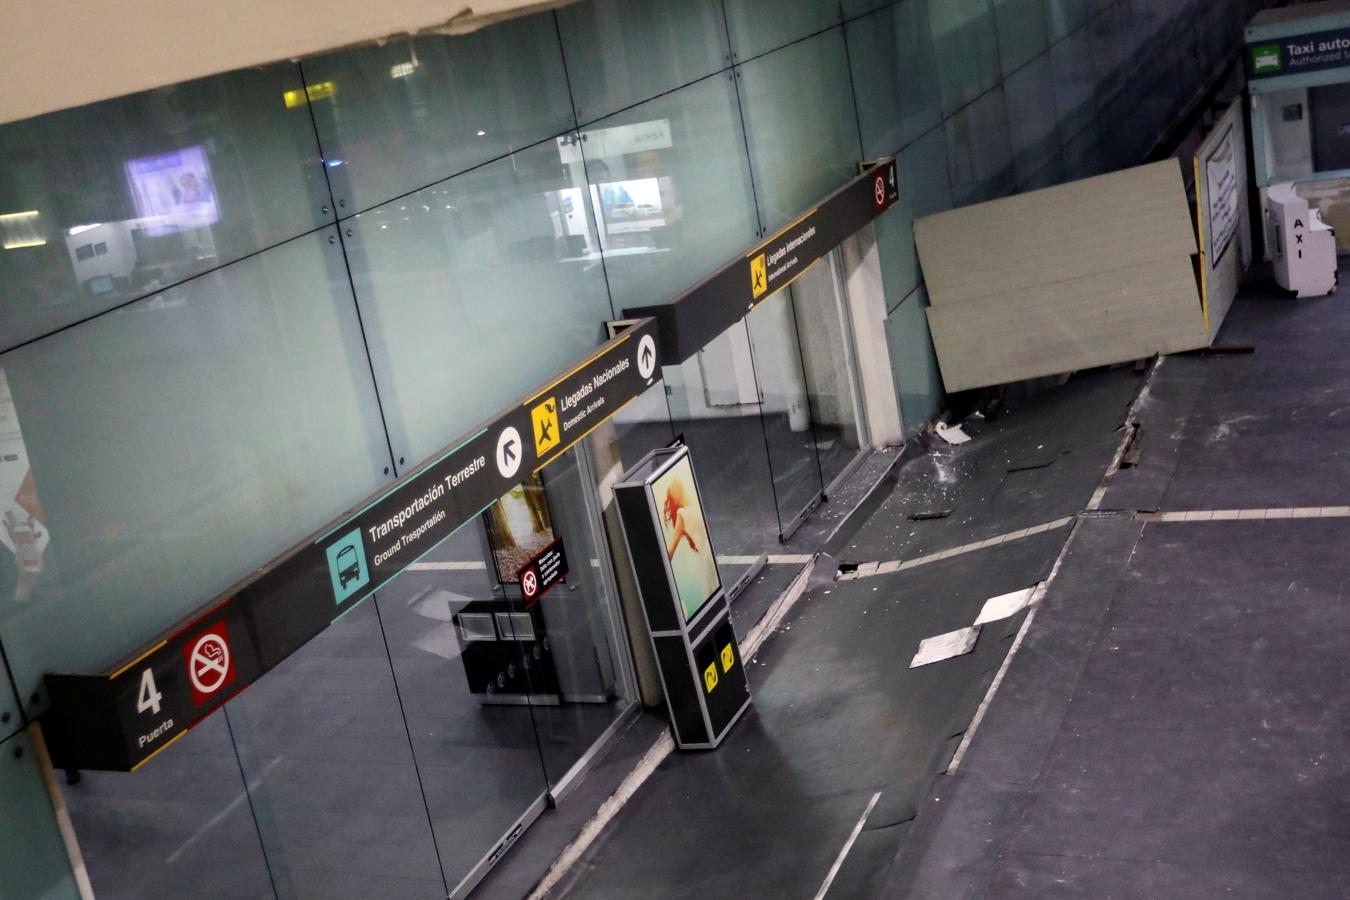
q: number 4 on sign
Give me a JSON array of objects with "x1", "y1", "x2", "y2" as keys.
[{"x1": 137, "y1": 668, "x2": 163, "y2": 716}]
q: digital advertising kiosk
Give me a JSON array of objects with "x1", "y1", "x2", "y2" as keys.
[{"x1": 613, "y1": 446, "x2": 750, "y2": 749}]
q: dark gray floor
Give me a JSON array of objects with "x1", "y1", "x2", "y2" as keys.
[
  {"x1": 550, "y1": 363, "x2": 1137, "y2": 898},
  {"x1": 882, "y1": 269, "x2": 1350, "y2": 898}
]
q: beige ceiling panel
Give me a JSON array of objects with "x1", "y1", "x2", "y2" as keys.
[{"x1": 0, "y1": 0, "x2": 575, "y2": 126}]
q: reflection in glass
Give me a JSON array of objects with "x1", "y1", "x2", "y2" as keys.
[
  {"x1": 738, "y1": 29, "x2": 862, "y2": 231},
  {"x1": 304, "y1": 20, "x2": 576, "y2": 215},
  {"x1": 0, "y1": 229, "x2": 391, "y2": 717},
  {"x1": 723, "y1": 0, "x2": 841, "y2": 62},
  {"x1": 61, "y1": 715, "x2": 276, "y2": 899},
  {"x1": 344, "y1": 139, "x2": 614, "y2": 467},
  {"x1": 746, "y1": 293, "x2": 824, "y2": 535},
  {"x1": 0, "y1": 63, "x2": 332, "y2": 351},
  {"x1": 580, "y1": 75, "x2": 759, "y2": 311},
  {"x1": 229, "y1": 599, "x2": 452, "y2": 899},
  {"x1": 556, "y1": 0, "x2": 731, "y2": 123}
]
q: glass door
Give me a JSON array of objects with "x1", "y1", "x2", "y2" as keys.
[
  {"x1": 786, "y1": 251, "x2": 870, "y2": 495},
  {"x1": 745, "y1": 288, "x2": 826, "y2": 540}
]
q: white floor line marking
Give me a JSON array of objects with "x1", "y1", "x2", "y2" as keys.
[
  {"x1": 1150, "y1": 506, "x2": 1350, "y2": 523},
  {"x1": 529, "y1": 555, "x2": 818, "y2": 899},
  {"x1": 406, "y1": 561, "x2": 487, "y2": 571},
  {"x1": 744, "y1": 557, "x2": 816, "y2": 660},
  {"x1": 813, "y1": 791, "x2": 882, "y2": 900},
  {"x1": 947, "y1": 533, "x2": 1074, "y2": 774},
  {"x1": 837, "y1": 517, "x2": 1074, "y2": 582},
  {"x1": 527, "y1": 730, "x2": 676, "y2": 900},
  {"x1": 714, "y1": 553, "x2": 814, "y2": 565}
]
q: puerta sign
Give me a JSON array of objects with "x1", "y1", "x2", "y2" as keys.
[
  {"x1": 1249, "y1": 27, "x2": 1350, "y2": 79},
  {"x1": 44, "y1": 318, "x2": 660, "y2": 772}
]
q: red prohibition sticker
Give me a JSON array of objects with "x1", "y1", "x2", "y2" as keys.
[
  {"x1": 184, "y1": 621, "x2": 237, "y2": 706},
  {"x1": 874, "y1": 174, "x2": 886, "y2": 208}
]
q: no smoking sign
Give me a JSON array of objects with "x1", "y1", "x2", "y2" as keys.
[{"x1": 183, "y1": 621, "x2": 237, "y2": 706}]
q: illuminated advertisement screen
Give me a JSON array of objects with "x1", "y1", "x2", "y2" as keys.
[
  {"x1": 484, "y1": 474, "x2": 555, "y2": 585},
  {"x1": 651, "y1": 455, "x2": 720, "y2": 622},
  {"x1": 125, "y1": 145, "x2": 220, "y2": 236}
]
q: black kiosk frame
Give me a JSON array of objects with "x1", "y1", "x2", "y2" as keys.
[{"x1": 613, "y1": 446, "x2": 750, "y2": 749}]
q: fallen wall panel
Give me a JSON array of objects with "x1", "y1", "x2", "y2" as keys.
[
  {"x1": 916, "y1": 159, "x2": 1209, "y2": 392},
  {"x1": 926, "y1": 257, "x2": 1210, "y2": 392}
]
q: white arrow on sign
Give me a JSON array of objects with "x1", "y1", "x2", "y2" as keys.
[
  {"x1": 637, "y1": 333, "x2": 657, "y2": 380},
  {"x1": 496, "y1": 426, "x2": 523, "y2": 478}
]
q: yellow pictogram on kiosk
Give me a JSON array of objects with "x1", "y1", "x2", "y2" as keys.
[
  {"x1": 703, "y1": 662, "x2": 719, "y2": 693},
  {"x1": 750, "y1": 253, "x2": 768, "y2": 299},
  {"x1": 721, "y1": 643, "x2": 734, "y2": 673},
  {"x1": 531, "y1": 397, "x2": 561, "y2": 456}
]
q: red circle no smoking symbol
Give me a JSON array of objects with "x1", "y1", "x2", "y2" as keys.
[
  {"x1": 189, "y1": 633, "x2": 231, "y2": 696},
  {"x1": 522, "y1": 570, "x2": 539, "y2": 599},
  {"x1": 874, "y1": 175, "x2": 886, "y2": 207}
]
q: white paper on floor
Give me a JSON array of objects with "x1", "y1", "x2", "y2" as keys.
[
  {"x1": 973, "y1": 586, "x2": 1038, "y2": 625},
  {"x1": 910, "y1": 626, "x2": 981, "y2": 668},
  {"x1": 935, "y1": 422, "x2": 971, "y2": 445}
]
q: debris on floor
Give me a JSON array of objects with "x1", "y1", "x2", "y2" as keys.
[
  {"x1": 934, "y1": 422, "x2": 971, "y2": 445},
  {"x1": 910, "y1": 627, "x2": 981, "y2": 668},
  {"x1": 973, "y1": 586, "x2": 1038, "y2": 625}
]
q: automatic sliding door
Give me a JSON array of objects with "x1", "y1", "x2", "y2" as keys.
[
  {"x1": 787, "y1": 253, "x2": 869, "y2": 493},
  {"x1": 745, "y1": 291, "x2": 825, "y2": 539}
]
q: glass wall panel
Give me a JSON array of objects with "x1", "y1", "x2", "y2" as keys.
[
  {"x1": 63, "y1": 714, "x2": 276, "y2": 899},
  {"x1": 845, "y1": 0, "x2": 943, "y2": 160},
  {"x1": 841, "y1": 0, "x2": 893, "y2": 19},
  {"x1": 1090, "y1": 4, "x2": 1127, "y2": 109},
  {"x1": 363, "y1": 526, "x2": 549, "y2": 896},
  {"x1": 873, "y1": 126, "x2": 953, "y2": 307},
  {"x1": 556, "y1": 0, "x2": 731, "y2": 123},
  {"x1": 1003, "y1": 53, "x2": 1062, "y2": 187},
  {"x1": 0, "y1": 63, "x2": 332, "y2": 352},
  {"x1": 746, "y1": 294, "x2": 824, "y2": 534},
  {"x1": 737, "y1": 29, "x2": 862, "y2": 231},
  {"x1": 886, "y1": 287, "x2": 944, "y2": 437},
  {"x1": 304, "y1": 20, "x2": 576, "y2": 215},
  {"x1": 3, "y1": 728, "x2": 82, "y2": 900},
  {"x1": 0, "y1": 228, "x2": 391, "y2": 718},
  {"x1": 344, "y1": 138, "x2": 613, "y2": 468},
  {"x1": 723, "y1": 0, "x2": 842, "y2": 62},
  {"x1": 1062, "y1": 121, "x2": 1106, "y2": 180},
  {"x1": 1046, "y1": 0, "x2": 1091, "y2": 41},
  {"x1": 660, "y1": 323, "x2": 779, "y2": 590},
  {"x1": 228, "y1": 600, "x2": 454, "y2": 899},
  {"x1": 1050, "y1": 27, "x2": 1098, "y2": 148},
  {"x1": 945, "y1": 86, "x2": 1015, "y2": 206},
  {"x1": 928, "y1": 0, "x2": 1001, "y2": 116},
  {"x1": 580, "y1": 74, "x2": 759, "y2": 311},
  {"x1": 992, "y1": 0, "x2": 1049, "y2": 76}
]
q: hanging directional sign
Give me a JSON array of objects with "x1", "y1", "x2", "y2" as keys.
[
  {"x1": 44, "y1": 317, "x2": 660, "y2": 772},
  {"x1": 625, "y1": 157, "x2": 898, "y2": 365}
]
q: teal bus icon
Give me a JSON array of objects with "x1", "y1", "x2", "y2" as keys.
[{"x1": 326, "y1": 529, "x2": 370, "y2": 604}]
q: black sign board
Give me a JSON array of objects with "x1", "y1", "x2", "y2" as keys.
[
  {"x1": 1249, "y1": 27, "x2": 1350, "y2": 79},
  {"x1": 517, "y1": 538, "x2": 568, "y2": 607},
  {"x1": 625, "y1": 158, "x2": 898, "y2": 365},
  {"x1": 45, "y1": 318, "x2": 660, "y2": 772}
]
